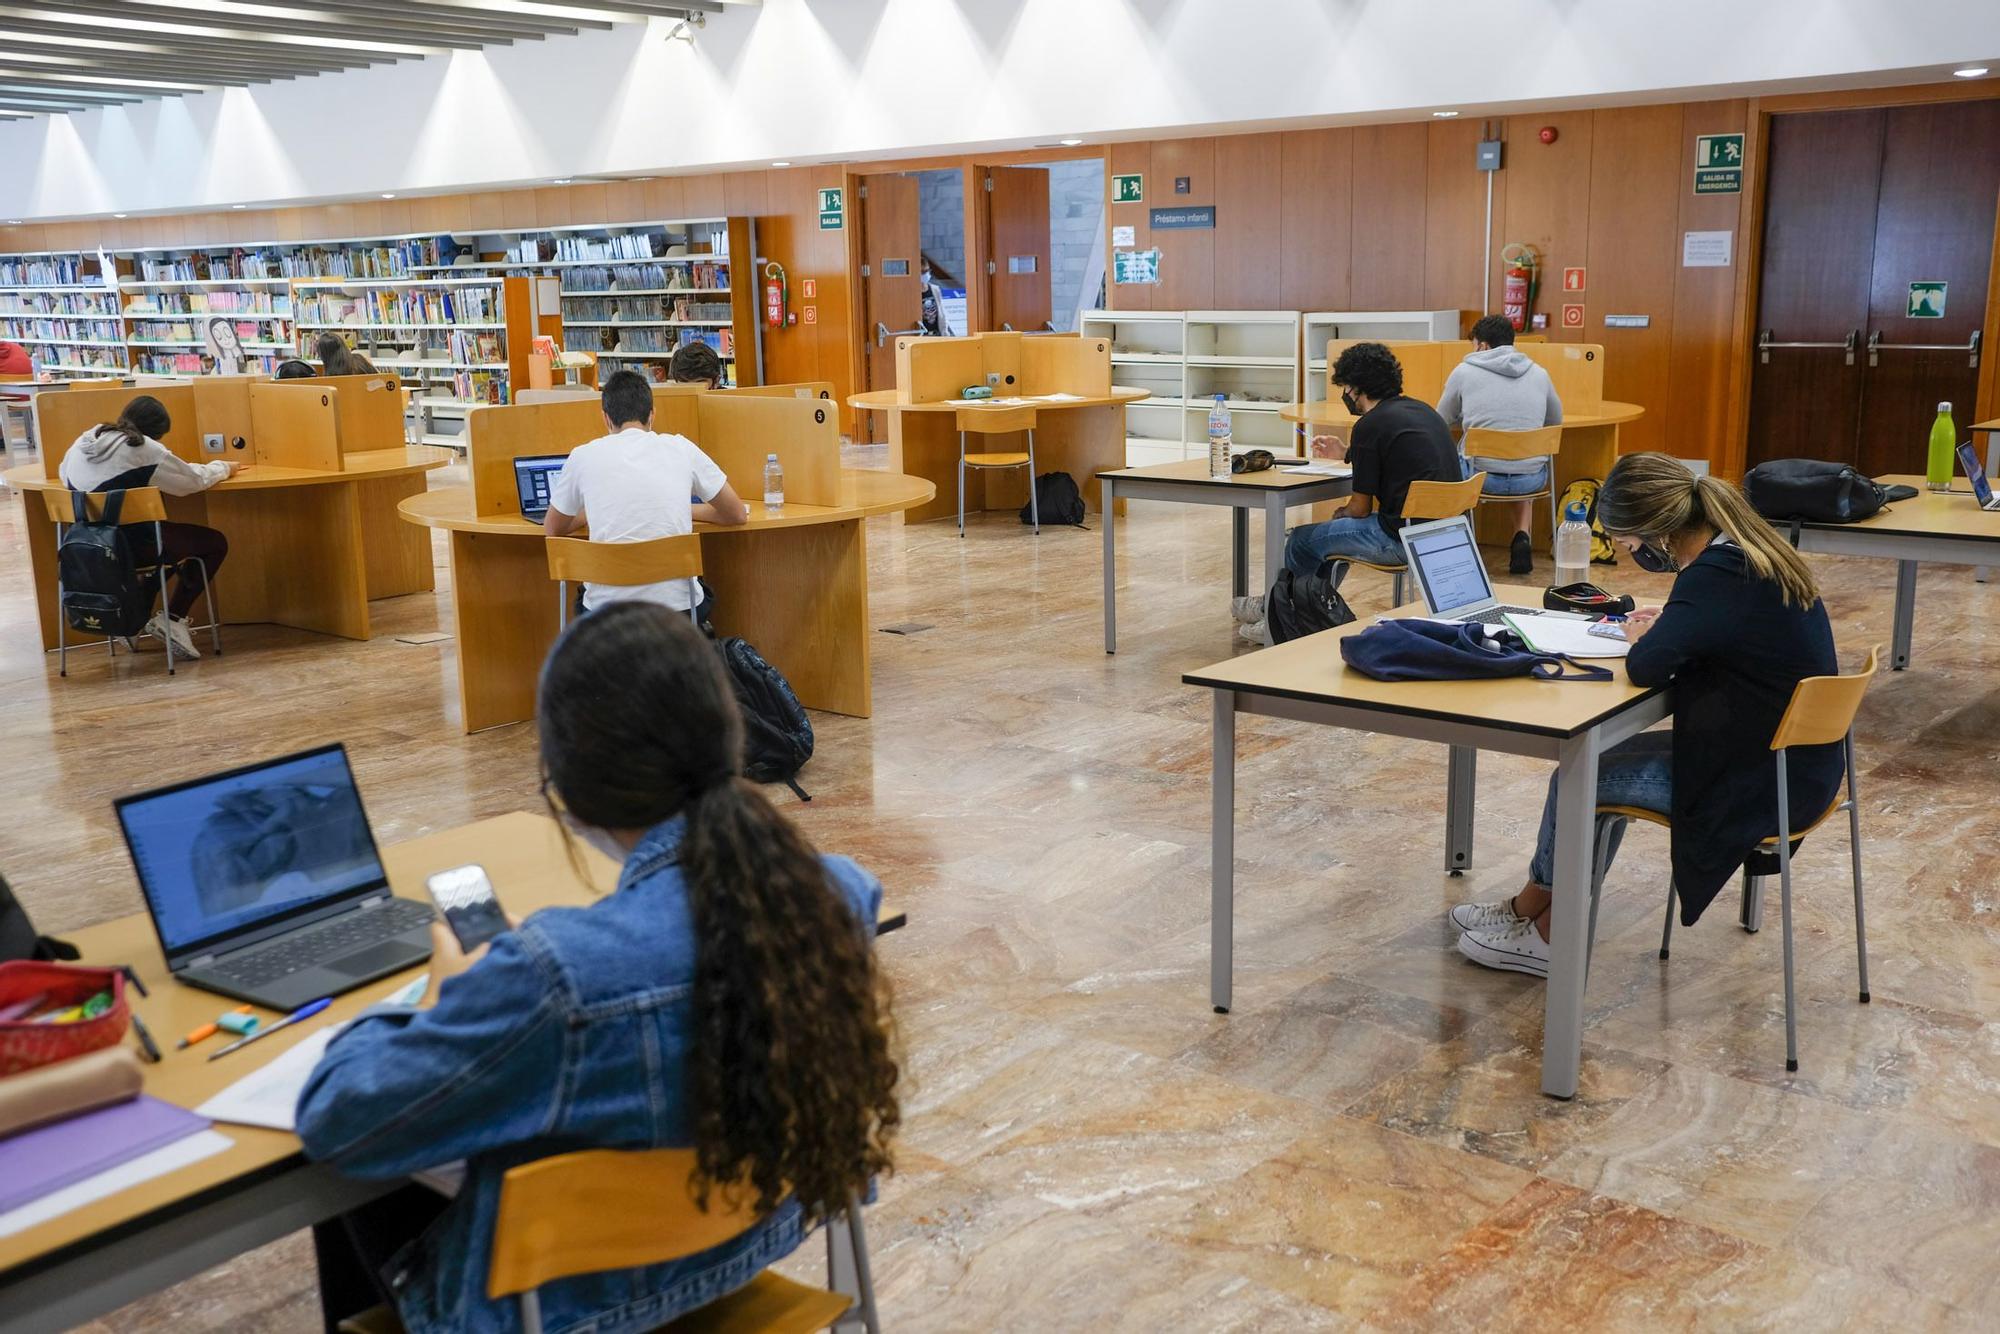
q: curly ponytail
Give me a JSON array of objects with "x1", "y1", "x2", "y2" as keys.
[
  {"x1": 1600, "y1": 452, "x2": 1819, "y2": 607},
  {"x1": 537, "y1": 602, "x2": 899, "y2": 1224}
]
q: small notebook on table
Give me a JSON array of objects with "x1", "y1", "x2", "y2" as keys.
[{"x1": 0, "y1": 1094, "x2": 211, "y2": 1212}]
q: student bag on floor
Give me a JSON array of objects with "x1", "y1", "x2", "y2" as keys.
[
  {"x1": 1266, "y1": 557, "x2": 1355, "y2": 644},
  {"x1": 1020, "y1": 472, "x2": 1086, "y2": 527},
  {"x1": 56, "y1": 490, "x2": 155, "y2": 638},
  {"x1": 715, "y1": 637, "x2": 815, "y2": 801},
  {"x1": 1555, "y1": 477, "x2": 1619, "y2": 565},
  {"x1": 1339, "y1": 618, "x2": 1612, "y2": 682}
]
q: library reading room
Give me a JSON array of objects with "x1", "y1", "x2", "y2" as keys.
[{"x1": 3, "y1": 3, "x2": 2000, "y2": 1331}]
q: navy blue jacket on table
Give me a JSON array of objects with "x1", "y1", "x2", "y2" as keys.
[
  {"x1": 1624, "y1": 543, "x2": 1841, "y2": 924},
  {"x1": 296, "y1": 816, "x2": 883, "y2": 1334}
]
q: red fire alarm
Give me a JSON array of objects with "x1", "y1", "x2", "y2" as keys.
[{"x1": 1538, "y1": 126, "x2": 1559, "y2": 145}]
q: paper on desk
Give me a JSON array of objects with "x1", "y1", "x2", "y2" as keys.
[
  {"x1": 0, "y1": 1130, "x2": 233, "y2": 1239},
  {"x1": 196, "y1": 1023, "x2": 349, "y2": 1131},
  {"x1": 1281, "y1": 461, "x2": 1352, "y2": 477},
  {"x1": 1036, "y1": 392, "x2": 1086, "y2": 402},
  {"x1": 1502, "y1": 613, "x2": 1631, "y2": 658}
]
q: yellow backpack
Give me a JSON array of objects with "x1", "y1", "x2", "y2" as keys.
[{"x1": 1557, "y1": 477, "x2": 1618, "y2": 565}]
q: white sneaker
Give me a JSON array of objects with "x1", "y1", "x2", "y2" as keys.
[
  {"x1": 1456, "y1": 918, "x2": 1550, "y2": 978},
  {"x1": 144, "y1": 612, "x2": 201, "y2": 660},
  {"x1": 1449, "y1": 899, "x2": 1526, "y2": 934},
  {"x1": 1230, "y1": 594, "x2": 1265, "y2": 625},
  {"x1": 1237, "y1": 618, "x2": 1271, "y2": 646}
]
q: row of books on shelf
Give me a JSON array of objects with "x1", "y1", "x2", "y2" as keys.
[
  {"x1": 38, "y1": 350, "x2": 128, "y2": 371},
  {"x1": 127, "y1": 292, "x2": 292, "y2": 316},
  {"x1": 130, "y1": 351, "x2": 290, "y2": 377},
  {"x1": 0, "y1": 257, "x2": 103, "y2": 287},
  {"x1": 4, "y1": 319, "x2": 124, "y2": 342},
  {"x1": 562, "y1": 262, "x2": 726, "y2": 293},
  {"x1": 559, "y1": 294, "x2": 730, "y2": 322},
  {"x1": 0, "y1": 294, "x2": 120, "y2": 317},
  {"x1": 274, "y1": 238, "x2": 451, "y2": 279},
  {"x1": 298, "y1": 286, "x2": 501, "y2": 325},
  {"x1": 129, "y1": 318, "x2": 282, "y2": 344},
  {"x1": 136, "y1": 252, "x2": 289, "y2": 282},
  {"x1": 587, "y1": 328, "x2": 733, "y2": 357},
  {"x1": 338, "y1": 330, "x2": 505, "y2": 364},
  {"x1": 450, "y1": 370, "x2": 509, "y2": 405},
  {"x1": 610, "y1": 357, "x2": 736, "y2": 388}
]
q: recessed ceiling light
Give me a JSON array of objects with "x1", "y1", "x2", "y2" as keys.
[
  {"x1": 1059, "y1": 138, "x2": 1083, "y2": 146},
  {"x1": 1433, "y1": 110, "x2": 1460, "y2": 118},
  {"x1": 6, "y1": 220, "x2": 20, "y2": 226},
  {"x1": 770, "y1": 160, "x2": 791, "y2": 167},
  {"x1": 1954, "y1": 66, "x2": 1990, "y2": 77},
  {"x1": 551, "y1": 178, "x2": 572, "y2": 184},
  {"x1": 113, "y1": 212, "x2": 127, "y2": 218},
  {"x1": 380, "y1": 192, "x2": 397, "y2": 199},
  {"x1": 231, "y1": 203, "x2": 246, "y2": 209}
]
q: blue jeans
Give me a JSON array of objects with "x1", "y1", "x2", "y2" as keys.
[
  {"x1": 1284, "y1": 514, "x2": 1406, "y2": 578},
  {"x1": 1528, "y1": 731, "x2": 1673, "y2": 887},
  {"x1": 1467, "y1": 458, "x2": 1552, "y2": 497}
]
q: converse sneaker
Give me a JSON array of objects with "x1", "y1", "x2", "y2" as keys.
[
  {"x1": 1448, "y1": 898, "x2": 1527, "y2": 934},
  {"x1": 1237, "y1": 618, "x2": 1271, "y2": 646},
  {"x1": 1230, "y1": 594, "x2": 1265, "y2": 625},
  {"x1": 144, "y1": 612, "x2": 201, "y2": 660},
  {"x1": 1456, "y1": 918, "x2": 1550, "y2": 978}
]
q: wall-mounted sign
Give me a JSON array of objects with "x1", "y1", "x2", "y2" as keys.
[
  {"x1": 1111, "y1": 225, "x2": 1136, "y2": 246},
  {"x1": 1907, "y1": 281, "x2": 1947, "y2": 318},
  {"x1": 1681, "y1": 230, "x2": 1733, "y2": 267},
  {"x1": 1149, "y1": 205, "x2": 1215, "y2": 231},
  {"x1": 1561, "y1": 303, "x2": 1585, "y2": 329},
  {"x1": 818, "y1": 186, "x2": 844, "y2": 230},
  {"x1": 1174, "y1": 176, "x2": 1191, "y2": 194},
  {"x1": 800, "y1": 277, "x2": 817, "y2": 299},
  {"x1": 1112, "y1": 173, "x2": 1143, "y2": 203},
  {"x1": 1692, "y1": 133, "x2": 1744, "y2": 194},
  {"x1": 819, "y1": 212, "x2": 843, "y2": 230},
  {"x1": 1604, "y1": 315, "x2": 1651, "y2": 329},
  {"x1": 1562, "y1": 267, "x2": 1586, "y2": 292},
  {"x1": 802, "y1": 305, "x2": 818, "y2": 325},
  {"x1": 1113, "y1": 248, "x2": 1161, "y2": 285}
]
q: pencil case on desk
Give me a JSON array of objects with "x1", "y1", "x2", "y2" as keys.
[
  {"x1": 0, "y1": 1046, "x2": 144, "y2": 1140},
  {"x1": 0, "y1": 960, "x2": 132, "y2": 1077}
]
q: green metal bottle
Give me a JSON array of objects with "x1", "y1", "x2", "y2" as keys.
[{"x1": 1927, "y1": 401, "x2": 1956, "y2": 491}]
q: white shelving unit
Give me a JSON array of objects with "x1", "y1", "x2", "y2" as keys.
[
  {"x1": 1184, "y1": 311, "x2": 1300, "y2": 455},
  {"x1": 1082, "y1": 309, "x2": 1187, "y2": 466},
  {"x1": 1302, "y1": 309, "x2": 1463, "y2": 405}
]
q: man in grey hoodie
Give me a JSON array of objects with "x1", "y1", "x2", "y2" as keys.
[{"x1": 1438, "y1": 315, "x2": 1563, "y2": 574}]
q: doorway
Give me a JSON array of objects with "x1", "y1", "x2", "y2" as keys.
[
  {"x1": 1748, "y1": 100, "x2": 2000, "y2": 473},
  {"x1": 976, "y1": 159, "x2": 1106, "y2": 334}
]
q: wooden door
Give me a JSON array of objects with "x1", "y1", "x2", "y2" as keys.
[
  {"x1": 857, "y1": 173, "x2": 922, "y2": 440},
  {"x1": 984, "y1": 166, "x2": 1052, "y2": 333},
  {"x1": 1855, "y1": 100, "x2": 2000, "y2": 476}
]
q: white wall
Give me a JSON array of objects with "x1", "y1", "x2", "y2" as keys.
[{"x1": 2, "y1": 0, "x2": 1996, "y2": 221}]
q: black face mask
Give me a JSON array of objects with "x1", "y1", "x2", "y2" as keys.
[
  {"x1": 1630, "y1": 540, "x2": 1679, "y2": 574},
  {"x1": 1338, "y1": 389, "x2": 1361, "y2": 416}
]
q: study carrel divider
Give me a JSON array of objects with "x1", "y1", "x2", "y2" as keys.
[
  {"x1": 894, "y1": 331, "x2": 1113, "y2": 403},
  {"x1": 1322, "y1": 339, "x2": 1605, "y2": 413},
  {"x1": 291, "y1": 373, "x2": 408, "y2": 454},
  {"x1": 35, "y1": 379, "x2": 364, "y2": 479}
]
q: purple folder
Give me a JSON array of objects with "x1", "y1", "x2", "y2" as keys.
[{"x1": 0, "y1": 1095, "x2": 211, "y2": 1213}]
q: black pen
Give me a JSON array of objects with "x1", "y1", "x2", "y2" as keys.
[{"x1": 120, "y1": 966, "x2": 161, "y2": 1063}]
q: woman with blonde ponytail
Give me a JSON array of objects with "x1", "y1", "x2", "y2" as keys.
[
  {"x1": 299, "y1": 602, "x2": 899, "y2": 1334},
  {"x1": 1450, "y1": 452, "x2": 1846, "y2": 980}
]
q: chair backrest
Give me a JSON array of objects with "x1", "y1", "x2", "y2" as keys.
[
  {"x1": 1401, "y1": 473, "x2": 1487, "y2": 521},
  {"x1": 545, "y1": 533, "x2": 703, "y2": 588},
  {"x1": 41, "y1": 486, "x2": 168, "y2": 525},
  {"x1": 955, "y1": 404, "x2": 1037, "y2": 434},
  {"x1": 488, "y1": 1148, "x2": 765, "y2": 1300},
  {"x1": 1770, "y1": 645, "x2": 1880, "y2": 750},
  {"x1": 1462, "y1": 425, "x2": 1561, "y2": 464}
]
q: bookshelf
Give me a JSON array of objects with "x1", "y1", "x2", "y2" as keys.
[
  {"x1": 0, "y1": 251, "x2": 130, "y2": 378},
  {"x1": 1083, "y1": 309, "x2": 1301, "y2": 464},
  {"x1": 294, "y1": 275, "x2": 534, "y2": 425},
  {"x1": 1302, "y1": 310, "x2": 1463, "y2": 405},
  {"x1": 118, "y1": 246, "x2": 299, "y2": 378},
  {"x1": 1082, "y1": 309, "x2": 1186, "y2": 466}
]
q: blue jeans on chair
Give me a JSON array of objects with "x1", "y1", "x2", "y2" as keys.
[
  {"x1": 1283, "y1": 515, "x2": 1407, "y2": 579},
  {"x1": 1528, "y1": 731, "x2": 1674, "y2": 888},
  {"x1": 1468, "y1": 458, "x2": 1553, "y2": 497}
]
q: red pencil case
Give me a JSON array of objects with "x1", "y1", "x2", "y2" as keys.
[{"x1": 0, "y1": 961, "x2": 131, "y2": 1077}]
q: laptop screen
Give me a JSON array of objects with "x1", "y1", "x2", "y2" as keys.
[
  {"x1": 114, "y1": 744, "x2": 389, "y2": 961},
  {"x1": 1957, "y1": 442, "x2": 1993, "y2": 506},
  {"x1": 1403, "y1": 517, "x2": 1495, "y2": 614},
  {"x1": 513, "y1": 454, "x2": 567, "y2": 519}
]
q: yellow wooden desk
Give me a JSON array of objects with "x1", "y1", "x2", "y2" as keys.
[
  {"x1": 399, "y1": 469, "x2": 936, "y2": 733},
  {"x1": 1790, "y1": 473, "x2": 2000, "y2": 671},
  {"x1": 0, "y1": 809, "x2": 904, "y2": 1330},
  {"x1": 6, "y1": 447, "x2": 451, "y2": 647},
  {"x1": 848, "y1": 388, "x2": 1150, "y2": 525},
  {"x1": 1279, "y1": 400, "x2": 1646, "y2": 546},
  {"x1": 1183, "y1": 585, "x2": 1673, "y2": 1101}
]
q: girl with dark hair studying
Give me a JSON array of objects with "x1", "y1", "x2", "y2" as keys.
[
  {"x1": 57, "y1": 393, "x2": 236, "y2": 659},
  {"x1": 1449, "y1": 453, "x2": 1843, "y2": 977},
  {"x1": 298, "y1": 602, "x2": 901, "y2": 1334}
]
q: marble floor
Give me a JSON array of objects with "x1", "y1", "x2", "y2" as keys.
[{"x1": 6, "y1": 449, "x2": 1999, "y2": 1332}]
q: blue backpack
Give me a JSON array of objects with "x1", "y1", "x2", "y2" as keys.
[{"x1": 1339, "y1": 618, "x2": 1612, "y2": 682}]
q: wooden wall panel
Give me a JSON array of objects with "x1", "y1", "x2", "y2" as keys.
[
  {"x1": 1350, "y1": 122, "x2": 1428, "y2": 308},
  {"x1": 1212, "y1": 132, "x2": 1282, "y2": 310},
  {"x1": 1499, "y1": 112, "x2": 1594, "y2": 341},
  {"x1": 642, "y1": 176, "x2": 687, "y2": 221},
  {"x1": 1425, "y1": 118, "x2": 1498, "y2": 315},
  {"x1": 1277, "y1": 129, "x2": 1351, "y2": 312},
  {"x1": 682, "y1": 174, "x2": 726, "y2": 218},
  {"x1": 1669, "y1": 99, "x2": 1752, "y2": 467},
  {"x1": 1148, "y1": 138, "x2": 1215, "y2": 311},
  {"x1": 1105, "y1": 141, "x2": 1153, "y2": 311},
  {"x1": 1584, "y1": 105, "x2": 1682, "y2": 455}
]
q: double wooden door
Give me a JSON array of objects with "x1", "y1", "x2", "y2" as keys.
[{"x1": 1749, "y1": 100, "x2": 1999, "y2": 474}]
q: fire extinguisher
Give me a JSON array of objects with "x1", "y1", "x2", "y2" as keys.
[
  {"x1": 1500, "y1": 243, "x2": 1539, "y2": 332},
  {"x1": 763, "y1": 261, "x2": 790, "y2": 329}
]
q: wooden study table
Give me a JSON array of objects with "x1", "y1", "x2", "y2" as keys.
[
  {"x1": 849, "y1": 387, "x2": 1150, "y2": 525},
  {"x1": 400, "y1": 469, "x2": 936, "y2": 733},
  {"x1": 1790, "y1": 473, "x2": 2000, "y2": 671},
  {"x1": 1096, "y1": 458, "x2": 1353, "y2": 653},
  {"x1": 6, "y1": 447, "x2": 451, "y2": 647},
  {"x1": 1183, "y1": 588, "x2": 1673, "y2": 1101},
  {"x1": 0, "y1": 810, "x2": 904, "y2": 1332}
]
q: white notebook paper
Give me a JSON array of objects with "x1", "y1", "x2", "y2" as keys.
[{"x1": 1502, "y1": 613, "x2": 1631, "y2": 659}]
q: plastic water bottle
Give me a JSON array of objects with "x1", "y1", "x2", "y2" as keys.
[
  {"x1": 1927, "y1": 401, "x2": 1957, "y2": 492},
  {"x1": 1555, "y1": 500, "x2": 1591, "y2": 588},
  {"x1": 762, "y1": 453, "x2": 784, "y2": 510},
  {"x1": 1207, "y1": 394, "x2": 1232, "y2": 478}
]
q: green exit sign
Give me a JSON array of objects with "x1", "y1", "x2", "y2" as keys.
[
  {"x1": 1692, "y1": 133, "x2": 1744, "y2": 194},
  {"x1": 817, "y1": 187, "x2": 843, "y2": 216},
  {"x1": 1112, "y1": 173, "x2": 1143, "y2": 204}
]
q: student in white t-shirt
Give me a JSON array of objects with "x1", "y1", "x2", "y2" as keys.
[{"x1": 544, "y1": 370, "x2": 748, "y2": 618}]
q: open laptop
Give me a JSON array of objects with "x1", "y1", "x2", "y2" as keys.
[
  {"x1": 115, "y1": 744, "x2": 434, "y2": 1010},
  {"x1": 1955, "y1": 442, "x2": 2000, "y2": 511},
  {"x1": 513, "y1": 453, "x2": 567, "y2": 522},
  {"x1": 1397, "y1": 514, "x2": 1550, "y2": 626}
]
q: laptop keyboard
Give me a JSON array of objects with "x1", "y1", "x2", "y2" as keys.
[
  {"x1": 208, "y1": 898, "x2": 434, "y2": 988},
  {"x1": 1463, "y1": 605, "x2": 1540, "y2": 627}
]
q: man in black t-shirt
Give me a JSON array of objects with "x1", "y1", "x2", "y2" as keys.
[{"x1": 1234, "y1": 342, "x2": 1464, "y2": 644}]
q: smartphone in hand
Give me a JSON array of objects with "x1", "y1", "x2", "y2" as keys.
[{"x1": 424, "y1": 864, "x2": 510, "y2": 952}]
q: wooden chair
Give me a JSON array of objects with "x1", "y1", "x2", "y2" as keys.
[
  {"x1": 955, "y1": 403, "x2": 1038, "y2": 536},
  {"x1": 1586, "y1": 646, "x2": 1879, "y2": 1073},
  {"x1": 546, "y1": 533, "x2": 704, "y2": 630},
  {"x1": 0, "y1": 374, "x2": 31, "y2": 453},
  {"x1": 39, "y1": 486, "x2": 222, "y2": 677},
  {"x1": 1462, "y1": 425, "x2": 1562, "y2": 543},
  {"x1": 1345, "y1": 472, "x2": 1487, "y2": 605}
]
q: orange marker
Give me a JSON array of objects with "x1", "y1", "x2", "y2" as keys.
[{"x1": 177, "y1": 1005, "x2": 254, "y2": 1049}]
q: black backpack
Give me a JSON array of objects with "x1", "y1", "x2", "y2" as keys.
[
  {"x1": 1020, "y1": 472, "x2": 1087, "y2": 527},
  {"x1": 1, "y1": 872, "x2": 78, "y2": 963},
  {"x1": 715, "y1": 637, "x2": 815, "y2": 800},
  {"x1": 1266, "y1": 558, "x2": 1356, "y2": 645},
  {"x1": 56, "y1": 490, "x2": 155, "y2": 637},
  {"x1": 1743, "y1": 459, "x2": 1909, "y2": 528}
]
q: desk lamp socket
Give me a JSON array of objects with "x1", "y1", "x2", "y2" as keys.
[{"x1": 202, "y1": 433, "x2": 225, "y2": 455}]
